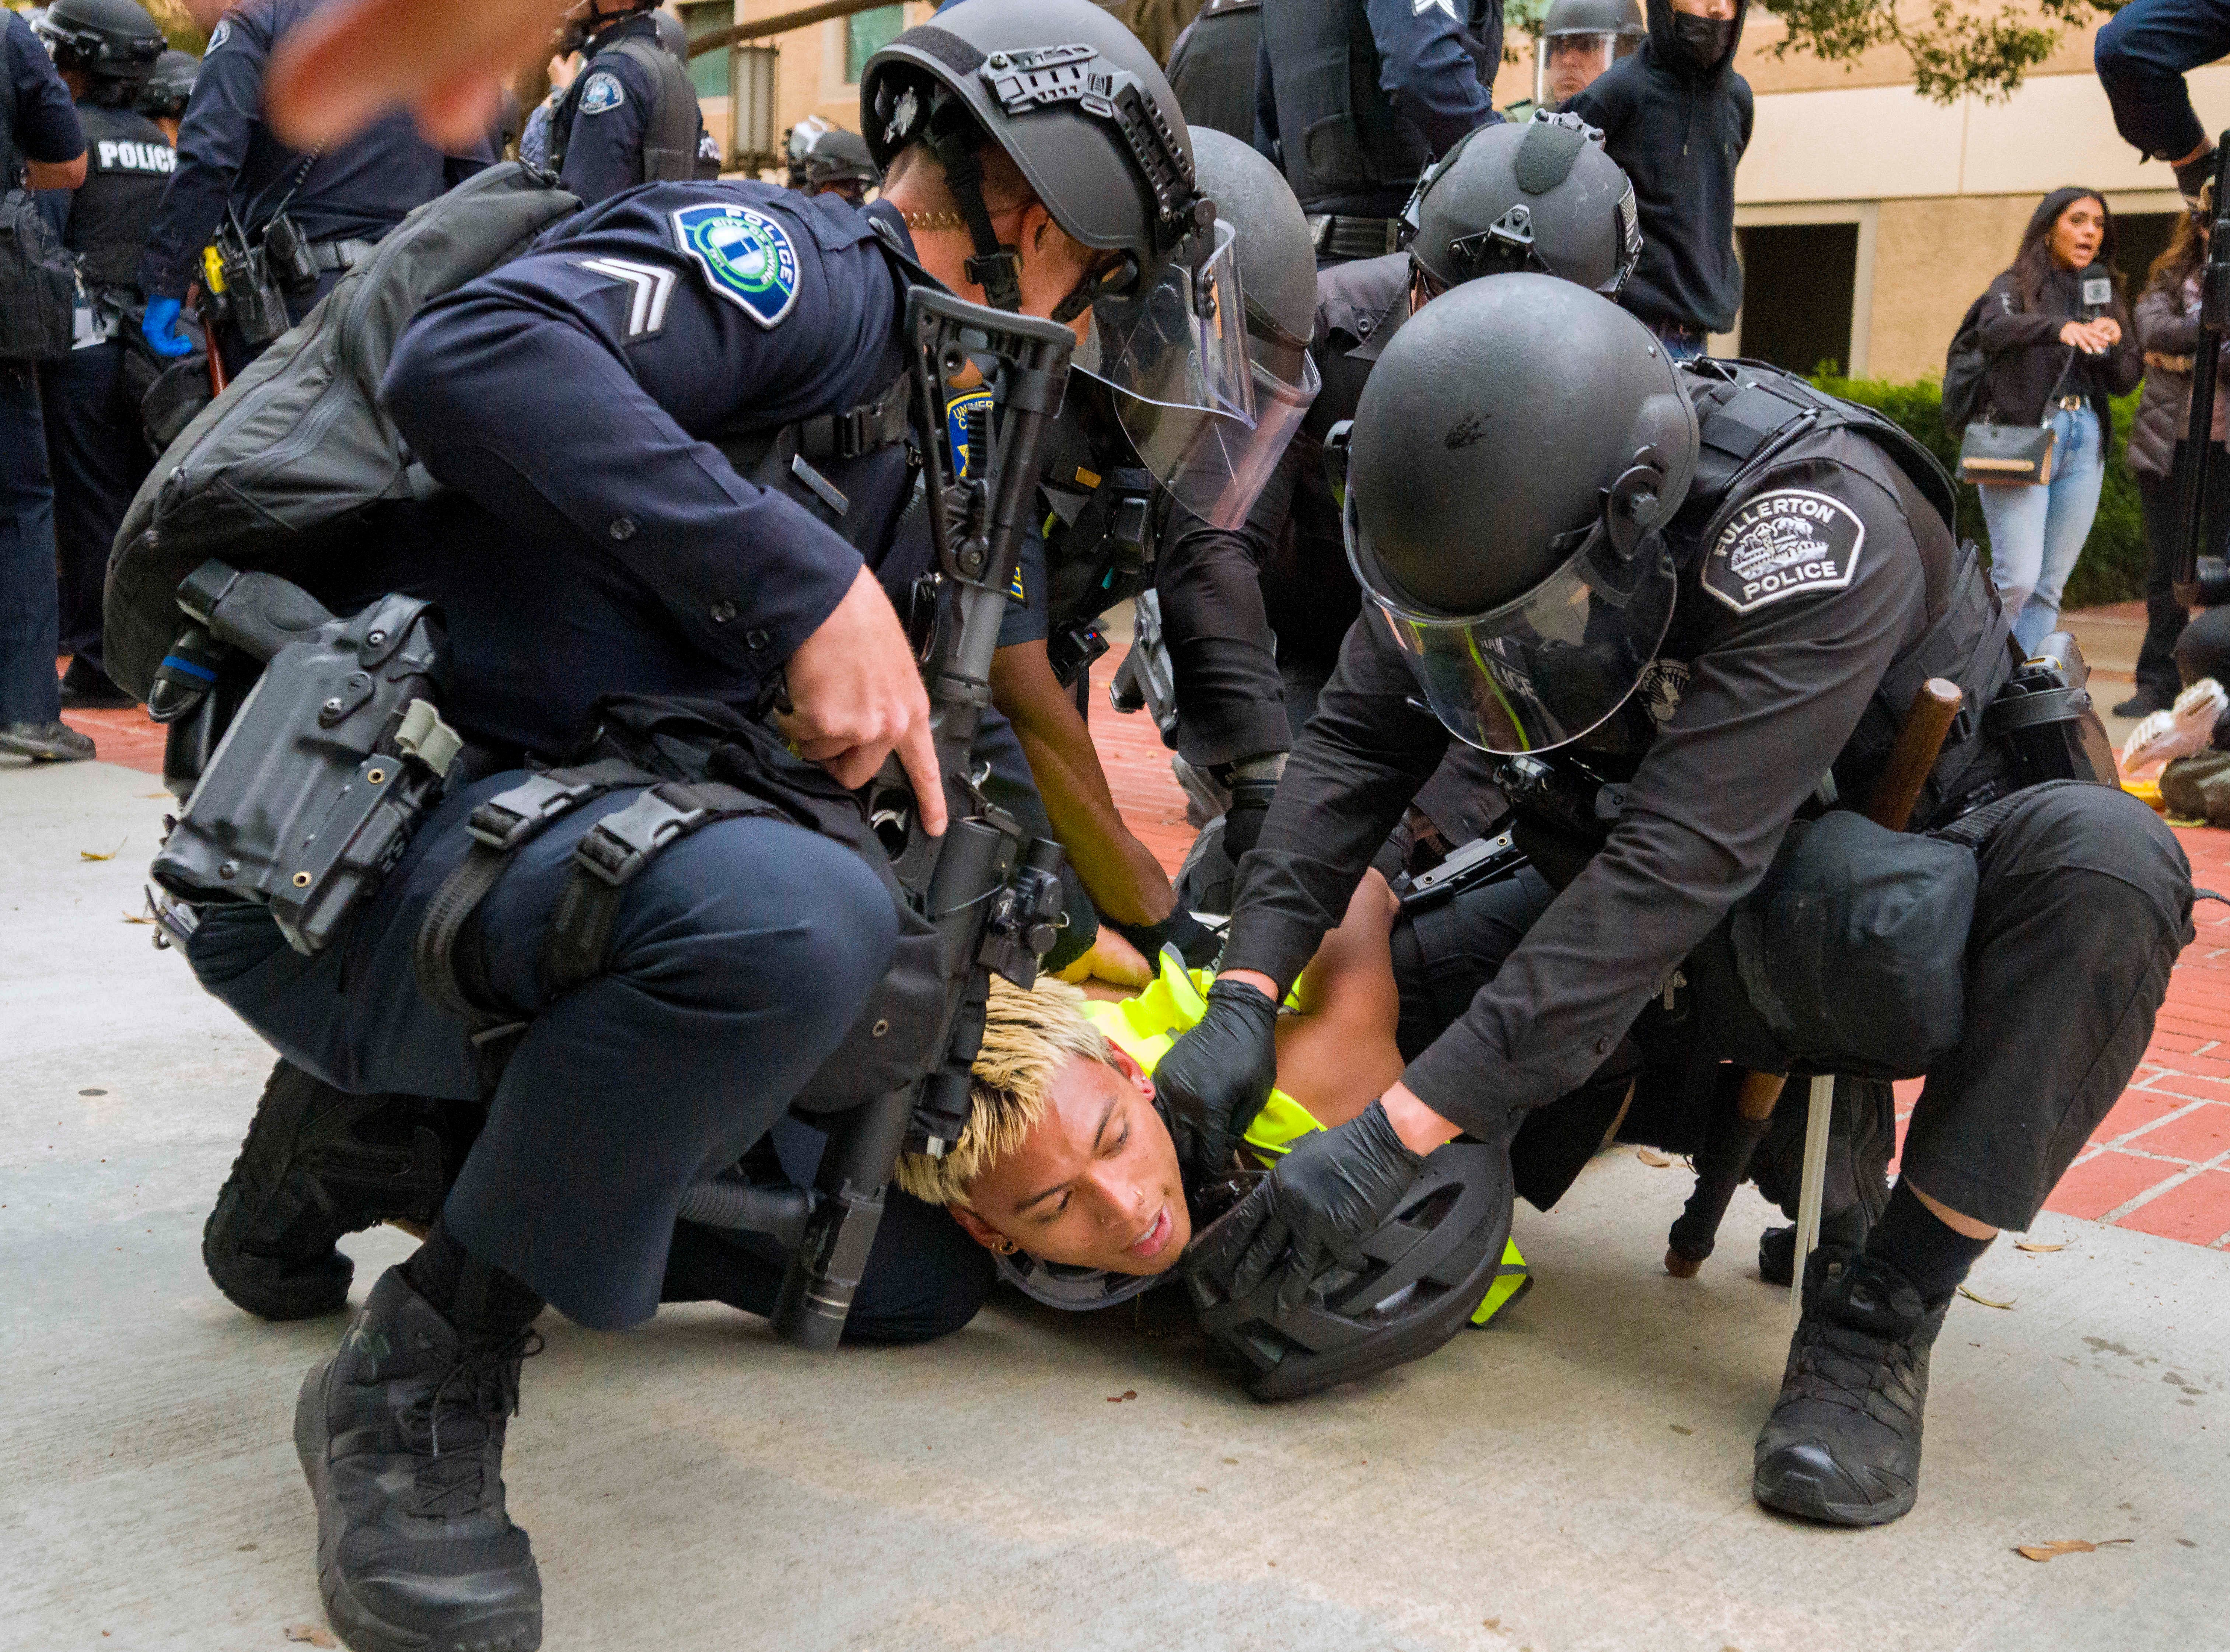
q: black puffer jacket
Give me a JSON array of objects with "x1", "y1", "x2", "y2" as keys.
[{"x1": 1567, "y1": 0, "x2": 1752, "y2": 334}]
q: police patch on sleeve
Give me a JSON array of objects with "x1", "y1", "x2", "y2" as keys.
[
  {"x1": 945, "y1": 385, "x2": 994, "y2": 479},
  {"x1": 670, "y1": 203, "x2": 800, "y2": 329},
  {"x1": 205, "y1": 18, "x2": 231, "y2": 50},
  {"x1": 577, "y1": 71, "x2": 625, "y2": 116},
  {"x1": 1701, "y1": 489, "x2": 1866, "y2": 616}
]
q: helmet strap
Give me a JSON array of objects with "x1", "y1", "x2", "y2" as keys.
[
  {"x1": 927, "y1": 115, "x2": 1023, "y2": 313},
  {"x1": 1051, "y1": 253, "x2": 1135, "y2": 325}
]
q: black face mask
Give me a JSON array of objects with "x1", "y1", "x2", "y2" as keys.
[{"x1": 1669, "y1": 11, "x2": 1737, "y2": 70}]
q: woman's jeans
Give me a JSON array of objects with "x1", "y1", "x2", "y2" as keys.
[{"x1": 1978, "y1": 402, "x2": 2105, "y2": 654}]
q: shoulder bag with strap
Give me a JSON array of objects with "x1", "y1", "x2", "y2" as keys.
[{"x1": 1956, "y1": 342, "x2": 2075, "y2": 487}]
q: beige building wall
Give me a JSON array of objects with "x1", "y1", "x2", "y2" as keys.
[{"x1": 691, "y1": 0, "x2": 934, "y2": 173}]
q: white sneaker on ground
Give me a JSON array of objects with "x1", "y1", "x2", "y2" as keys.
[{"x1": 2123, "y1": 678, "x2": 2229, "y2": 778}]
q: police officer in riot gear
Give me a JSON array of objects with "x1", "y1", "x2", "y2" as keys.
[
  {"x1": 137, "y1": 46, "x2": 195, "y2": 143},
  {"x1": 135, "y1": 0, "x2": 493, "y2": 375},
  {"x1": 31, "y1": 0, "x2": 169, "y2": 710},
  {"x1": 1178, "y1": 113, "x2": 1636, "y2": 754},
  {"x1": 1532, "y1": 0, "x2": 1645, "y2": 109},
  {"x1": 546, "y1": 0, "x2": 710, "y2": 204},
  {"x1": 1168, "y1": 275, "x2": 2191, "y2": 1527},
  {"x1": 1167, "y1": 0, "x2": 1262, "y2": 143},
  {"x1": 162, "y1": 4, "x2": 1262, "y2": 1644},
  {"x1": 1255, "y1": 0, "x2": 1505, "y2": 264},
  {"x1": 786, "y1": 116, "x2": 880, "y2": 204},
  {"x1": 986, "y1": 125, "x2": 1317, "y2": 955}
]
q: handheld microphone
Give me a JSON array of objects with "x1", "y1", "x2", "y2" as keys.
[{"x1": 2078, "y1": 263, "x2": 2113, "y2": 322}]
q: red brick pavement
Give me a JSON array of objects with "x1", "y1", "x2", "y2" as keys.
[{"x1": 65, "y1": 647, "x2": 2230, "y2": 1248}]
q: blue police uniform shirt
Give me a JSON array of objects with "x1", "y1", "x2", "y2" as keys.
[
  {"x1": 557, "y1": 13, "x2": 708, "y2": 206},
  {"x1": 373, "y1": 184, "x2": 917, "y2": 758},
  {"x1": 136, "y1": 0, "x2": 495, "y2": 301},
  {"x1": 3, "y1": 9, "x2": 86, "y2": 174}
]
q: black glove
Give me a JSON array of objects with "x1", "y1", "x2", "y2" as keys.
[
  {"x1": 1188, "y1": 1099, "x2": 1426, "y2": 1316},
  {"x1": 1151, "y1": 977, "x2": 1280, "y2": 1182}
]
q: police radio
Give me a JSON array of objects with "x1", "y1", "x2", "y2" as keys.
[{"x1": 765, "y1": 289, "x2": 1078, "y2": 1352}]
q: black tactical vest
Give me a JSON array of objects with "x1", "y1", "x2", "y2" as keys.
[
  {"x1": 1670, "y1": 360, "x2": 2014, "y2": 826},
  {"x1": 1170, "y1": 0, "x2": 1263, "y2": 144},
  {"x1": 1260, "y1": 0, "x2": 1497, "y2": 215},
  {"x1": 69, "y1": 102, "x2": 174, "y2": 293},
  {"x1": 548, "y1": 24, "x2": 703, "y2": 187}
]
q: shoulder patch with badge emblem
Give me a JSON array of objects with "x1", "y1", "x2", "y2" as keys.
[
  {"x1": 205, "y1": 18, "x2": 231, "y2": 50},
  {"x1": 577, "y1": 71, "x2": 625, "y2": 116},
  {"x1": 1701, "y1": 488, "x2": 1865, "y2": 616},
  {"x1": 670, "y1": 202, "x2": 801, "y2": 329}
]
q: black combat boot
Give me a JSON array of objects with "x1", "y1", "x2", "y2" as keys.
[
  {"x1": 1752, "y1": 1250, "x2": 1948, "y2": 1527},
  {"x1": 205, "y1": 1060, "x2": 461, "y2": 1320},
  {"x1": 296, "y1": 1268, "x2": 543, "y2": 1652}
]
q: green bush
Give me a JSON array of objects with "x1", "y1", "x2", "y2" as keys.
[{"x1": 1810, "y1": 371, "x2": 2149, "y2": 610}]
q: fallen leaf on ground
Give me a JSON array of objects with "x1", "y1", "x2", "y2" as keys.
[
  {"x1": 2015, "y1": 1241, "x2": 2064, "y2": 1253},
  {"x1": 121, "y1": 912, "x2": 154, "y2": 924},
  {"x1": 2014, "y1": 1538, "x2": 2133, "y2": 1562},
  {"x1": 282, "y1": 1627, "x2": 338, "y2": 1647},
  {"x1": 1636, "y1": 1148, "x2": 1672, "y2": 1167},
  {"x1": 1958, "y1": 1285, "x2": 2015, "y2": 1309},
  {"x1": 1106, "y1": 1390, "x2": 1136, "y2": 1403}
]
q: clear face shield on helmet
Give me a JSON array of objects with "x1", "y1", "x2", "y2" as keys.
[
  {"x1": 1073, "y1": 219, "x2": 1309, "y2": 530},
  {"x1": 1537, "y1": 29, "x2": 1636, "y2": 105},
  {"x1": 1342, "y1": 461, "x2": 1678, "y2": 755}
]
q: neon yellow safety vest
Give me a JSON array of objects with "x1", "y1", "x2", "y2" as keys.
[{"x1": 1081, "y1": 952, "x2": 1531, "y2": 1326}]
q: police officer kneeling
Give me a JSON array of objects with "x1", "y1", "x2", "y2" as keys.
[
  {"x1": 1170, "y1": 277, "x2": 2192, "y2": 1526},
  {"x1": 162, "y1": 2, "x2": 1226, "y2": 1646}
]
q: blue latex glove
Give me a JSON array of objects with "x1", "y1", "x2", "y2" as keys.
[{"x1": 141, "y1": 297, "x2": 193, "y2": 358}]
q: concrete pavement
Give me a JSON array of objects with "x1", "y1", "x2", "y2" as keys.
[{"x1": 5, "y1": 760, "x2": 2227, "y2": 1652}]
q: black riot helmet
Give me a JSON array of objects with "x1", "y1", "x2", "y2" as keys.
[
  {"x1": 863, "y1": 0, "x2": 1273, "y2": 529},
  {"x1": 33, "y1": 0, "x2": 165, "y2": 90},
  {"x1": 137, "y1": 47, "x2": 196, "y2": 120},
  {"x1": 1536, "y1": 0, "x2": 1644, "y2": 106},
  {"x1": 1339, "y1": 275, "x2": 1698, "y2": 754},
  {"x1": 1404, "y1": 111, "x2": 1640, "y2": 299},
  {"x1": 785, "y1": 116, "x2": 881, "y2": 200},
  {"x1": 1157, "y1": 129, "x2": 1320, "y2": 526}
]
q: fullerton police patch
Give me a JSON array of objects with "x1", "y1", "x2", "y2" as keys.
[
  {"x1": 577, "y1": 72, "x2": 625, "y2": 116},
  {"x1": 670, "y1": 203, "x2": 800, "y2": 329},
  {"x1": 1701, "y1": 488, "x2": 1865, "y2": 616}
]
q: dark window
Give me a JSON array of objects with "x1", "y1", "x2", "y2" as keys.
[
  {"x1": 1733, "y1": 222, "x2": 1859, "y2": 378},
  {"x1": 845, "y1": 4, "x2": 905, "y2": 84},
  {"x1": 2115, "y1": 211, "x2": 2181, "y2": 296}
]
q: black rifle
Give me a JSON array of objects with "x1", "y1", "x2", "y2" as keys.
[
  {"x1": 763, "y1": 289, "x2": 1078, "y2": 1349},
  {"x1": 2177, "y1": 136, "x2": 2230, "y2": 597}
]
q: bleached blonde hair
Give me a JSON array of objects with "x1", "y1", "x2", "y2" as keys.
[{"x1": 895, "y1": 974, "x2": 1114, "y2": 1208}]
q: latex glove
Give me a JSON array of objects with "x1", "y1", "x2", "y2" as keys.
[
  {"x1": 142, "y1": 297, "x2": 193, "y2": 359},
  {"x1": 1188, "y1": 1099, "x2": 1425, "y2": 1316},
  {"x1": 1151, "y1": 977, "x2": 1280, "y2": 1183}
]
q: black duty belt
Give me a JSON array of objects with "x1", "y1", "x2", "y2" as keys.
[
  {"x1": 413, "y1": 760, "x2": 782, "y2": 1080},
  {"x1": 1307, "y1": 214, "x2": 1404, "y2": 260}
]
